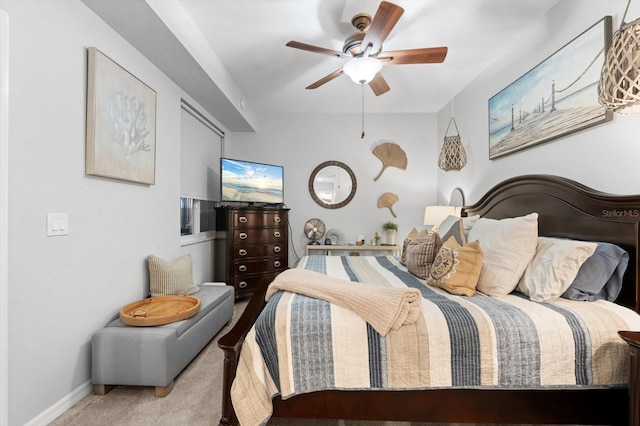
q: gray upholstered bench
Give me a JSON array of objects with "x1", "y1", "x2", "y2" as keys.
[{"x1": 91, "y1": 283, "x2": 234, "y2": 397}]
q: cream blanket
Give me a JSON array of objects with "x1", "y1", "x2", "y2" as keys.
[{"x1": 265, "y1": 268, "x2": 422, "y2": 336}]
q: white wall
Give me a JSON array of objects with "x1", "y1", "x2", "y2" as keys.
[
  {"x1": 2, "y1": 1, "x2": 225, "y2": 424},
  {"x1": 437, "y1": 0, "x2": 640, "y2": 205},
  {"x1": 227, "y1": 112, "x2": 439, "y2": 264},
  {"x1": 2, "y1": 2, "x2": 439, "y2": 423}
]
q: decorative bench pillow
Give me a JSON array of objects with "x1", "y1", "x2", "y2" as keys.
[{"x1": 148, "y1": 254, "x2": 199, "y2": 297}]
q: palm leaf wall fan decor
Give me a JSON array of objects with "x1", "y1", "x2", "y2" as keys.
[
  {"x1": 372, "y1": 142, "x2": 407, "y2": 181},
  {"x1": 285, "y1": 1, "x2": 448, "y2": 96}
]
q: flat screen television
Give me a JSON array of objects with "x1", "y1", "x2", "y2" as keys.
[{"x1": 220, "y1": 157, "x2": 284, "y2": 205}]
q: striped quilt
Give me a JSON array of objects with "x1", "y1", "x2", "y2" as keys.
[{"x1": 231, "y1": 255, "x2": 640, "y2": 426}]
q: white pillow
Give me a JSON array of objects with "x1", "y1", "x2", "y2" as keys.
[
  {"x1": 468, "y1": 213, "x2": 538, "y2": 297},
  {"x1": 517, "y1": 237, "x2": 597, "y2": 302}
]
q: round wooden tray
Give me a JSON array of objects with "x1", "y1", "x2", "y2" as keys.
[{"x1": 119, "y1": 295, "x2": 201, "y2": 326}]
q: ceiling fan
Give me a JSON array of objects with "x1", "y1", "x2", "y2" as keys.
[{"x1": 286, "y1": 1, "x2": 448, "y2": 96}]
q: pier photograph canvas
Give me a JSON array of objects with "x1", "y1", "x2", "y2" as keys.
[{"x1": 488, "y1": 16, "x2": 612, "y2": 159}]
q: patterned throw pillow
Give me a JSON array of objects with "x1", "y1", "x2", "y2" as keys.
[
  {"x1": 401, "y1": 227, "x2": 420, "y2": 265},
  {"x1": 148, "y1": 254, "x2": 199, "y2": 297},
  {"x1": 427, "y1": 237, "x2": 484, "y2": 296},
  {"x1": 405, "y1": 230, "x2": 443, "y2": 279}
]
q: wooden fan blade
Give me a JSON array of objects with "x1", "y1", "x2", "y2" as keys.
[
  {"x1": 361, "y1": 1, "x2": 404, "y2": 55},
  {"x1": 378, "y1": 47, "x2": 448, "y2": 65},
  {"x1": 286, "y1": 41, "x2": 351, "y2": 59},
  {"x1": 369, "y1": 73, "x2": 390, "y2": 96},
  {"x1": 306, "y1": 68, "x2": 344, "y2": 89}
]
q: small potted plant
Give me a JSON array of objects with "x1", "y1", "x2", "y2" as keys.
[{"x1": 381, "y1": 221, "x2": 398, "y2": 245}]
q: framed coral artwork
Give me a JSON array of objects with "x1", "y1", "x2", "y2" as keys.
[{"x1": 86, "y1": 47, "x2": 157, "y2": 184}]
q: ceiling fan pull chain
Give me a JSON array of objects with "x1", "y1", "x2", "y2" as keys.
[{"x1": 361, "y1": 84, "x2": 365, "y2": 139}]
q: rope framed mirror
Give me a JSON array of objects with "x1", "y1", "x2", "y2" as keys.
[{"x1": 309, "y1": 161, "x2": 357, "y2": 209}]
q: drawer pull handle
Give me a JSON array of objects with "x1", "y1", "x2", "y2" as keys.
[
  {"x1": 274, "y1": 231, "x2": 281, "y2": 238},
  {"x1": 239, "y1": 216, "x2": 248, "y2": 223},
  {"x1": 274, "y1": 261, "x2": 281, "y2": 268},
  {"x1": 239, "y1": 249, "x2": 247, "y2": 256},
  {"x1": 238, "y1": 281, "x2": 248, "y2": 289},
  {"x1": 273, "y1": 246, "x2": 281, "y2": 253},
  {"x1": 239, "y1": 265, "x2": 247, "y2": 272},
  {"x1": 239, "y1": 232, "x2": 247, "y2": 240},
  {"x1": 274, "y1": 216, "x2": 281, "y2": 223}
]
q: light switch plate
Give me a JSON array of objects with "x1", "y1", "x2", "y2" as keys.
[{"x1": 47, "y1": 213, "x2": 68, "y2": 236}]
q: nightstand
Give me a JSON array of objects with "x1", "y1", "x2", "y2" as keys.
[{"x1": 618, "y1": 330, "x2": 640, "y2": 426}]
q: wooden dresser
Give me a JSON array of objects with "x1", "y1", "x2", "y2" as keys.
[{"x1": 215, "y1": 206, "x2": 289, "y2": 299}]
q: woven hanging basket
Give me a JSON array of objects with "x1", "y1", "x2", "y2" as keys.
[
  {"x1": 598, "y1": 14, "x2": 640, "y2": 114},
  {"x1": 438, "y1": 117, "x2": 467, "y2": 172}
]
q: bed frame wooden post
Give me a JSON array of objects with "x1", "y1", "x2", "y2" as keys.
[
  {"x1": 218, "y1": 347, "x2": 238, "y2": 426},
  {"x1": 218, "y1": 286, "x2": 268, "y2": 426}
]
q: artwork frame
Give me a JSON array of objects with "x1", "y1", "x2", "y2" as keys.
[
  {"x1": 488, "y1": 16, "x2": 612, "y2": 160},
  {"x1": 86, "y1": 47, "x2": 157, "y2": 184}
]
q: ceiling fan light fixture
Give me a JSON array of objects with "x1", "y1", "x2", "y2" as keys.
[{"x1": 343, "y1": 57, "x2": 382, "y2": 85}]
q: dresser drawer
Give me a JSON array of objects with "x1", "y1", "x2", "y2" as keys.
[
  {"x1": 233, "y1": 243, "x2": 286, "y2": 259},
  {"x1": 232, "y1": 211, "x2": 285, "y2": 228},
  {"x1": 233, "y1": 257, "x2": 287, "y2": 275},
  {"x1": 233, "y1": 228, "x2": 286, "y2": 243},
  {"x1": 233, "y1": 273, "x2": 281, "y2": 296}
]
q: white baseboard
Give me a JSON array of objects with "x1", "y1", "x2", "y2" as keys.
[{"x1": 25, "y1": 381, "x2": 92, "y2": 426}]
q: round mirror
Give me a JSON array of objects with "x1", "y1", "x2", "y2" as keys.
[{"x1": 309, "y1": 161, "x2": 357, "y2": 209}]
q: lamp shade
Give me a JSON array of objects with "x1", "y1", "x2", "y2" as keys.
[
  {"x1": 343, "y1": 57, "x2": 383, "y2": 85},
  {"x1": 423, "y1": 205, "x2": 461, "y2": 228}
]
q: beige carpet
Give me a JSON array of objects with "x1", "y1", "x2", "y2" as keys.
[{"x1": 49, "y1": 300, "x2": 548, "y2": 426}]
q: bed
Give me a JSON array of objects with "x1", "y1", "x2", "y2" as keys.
[{"x1": 218, "y1": 174, "x2": 640, "y2": 425}]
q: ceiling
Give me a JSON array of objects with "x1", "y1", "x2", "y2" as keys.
[
  {"x1": 177, "y1": 0, "x2": 559, "y2": 114},
  {"x1": 85, "y1": 0, "x2": 561, "y2": 130}
]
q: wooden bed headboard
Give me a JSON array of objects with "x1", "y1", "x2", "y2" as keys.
[{"x1": 463, "y1": 174, "x2": 640, "y2": 313}]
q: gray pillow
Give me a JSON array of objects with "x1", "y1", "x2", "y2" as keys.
[
  {"x1": 438, "y1": 214, "x2": 480, "y2": 239},
  {"x1": 440, "y1": 218, "x2": 466, "y2": 246},
  {"x1": 437, "y1": 215, "x2": 460, "y2": 236},
  {"x1": 561, "y1": 242, "x2": 628, "y2": 302}
]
